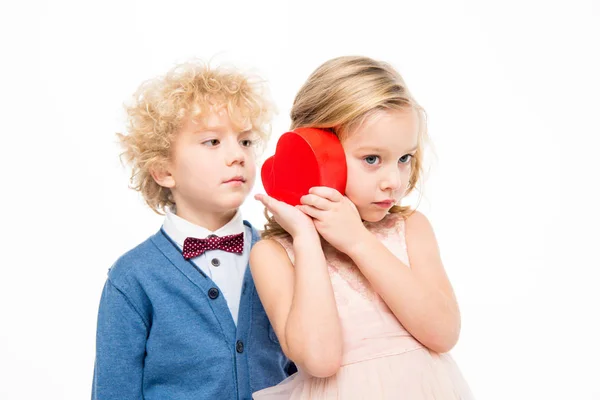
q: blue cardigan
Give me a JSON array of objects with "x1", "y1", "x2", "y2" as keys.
[{"x1": 92, "y1": 221, "x2": 294, "y2": 399}]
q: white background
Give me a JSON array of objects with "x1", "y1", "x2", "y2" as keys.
[{"x1": 1, "y1": 0, "x2": 599, "y2": 399}]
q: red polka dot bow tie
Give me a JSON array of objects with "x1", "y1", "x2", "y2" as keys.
[{"x1": 182, "y1": 233, "x2": 244, "y2": 259}]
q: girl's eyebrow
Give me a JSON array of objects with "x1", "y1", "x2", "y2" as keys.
[
  {"x1": 355, "y1": 145, "x2": 418, "y2": 153},
  {"x1": 355, "y1": 146, "x2": 388, "y2": 153}
]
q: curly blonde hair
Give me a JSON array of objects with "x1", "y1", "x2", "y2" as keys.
[
  {"x1": 118, "y1": 60, "x2": 274, "y2": 214},
  {"x1": 263, "y1": 56, "x2": 428, "y2": 238}
]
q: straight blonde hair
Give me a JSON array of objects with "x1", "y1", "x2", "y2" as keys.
[{"x1": 263, "y1": 56, "x2": 428, "y2": 238}]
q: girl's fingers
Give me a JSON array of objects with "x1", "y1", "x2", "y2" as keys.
[
  {"x1": 308, "y1": 187, "x2": 343, "y2": 202},
  {"x1": 255, "y1": 193, "x2": 278, "y2": 213},
  {"x1": 298, "y1": 204, "x2": 325, "y2": 220},
  {"x1": 300, "y1": 194, "x2": 332, "y2": 210}
]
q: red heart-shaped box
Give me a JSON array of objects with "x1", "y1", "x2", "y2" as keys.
[{"x1": 261, "y1": 128, "x2": 347, "y2": 206}]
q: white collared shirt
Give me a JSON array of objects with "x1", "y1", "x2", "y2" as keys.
[{"x1": 162, "y1": 209, "x2": 251, "y2": 325}]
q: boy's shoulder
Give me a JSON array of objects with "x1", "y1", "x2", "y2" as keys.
[
  {"x1": 243, "y1": 219, "x2": 261, "y2": 244},
  {"x1": 107, "y1": 230, "x2": 165, "y2": 285}
]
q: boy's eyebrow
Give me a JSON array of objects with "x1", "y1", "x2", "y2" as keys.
[
  {"x1": 194, "y1": 126, "x2": 225, "y2": 133},
  {"x1": 193, "y1": 127, "x2": 254, "y2": 134}
]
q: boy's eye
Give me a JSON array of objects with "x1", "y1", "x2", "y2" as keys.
[
  {"x1": 203, "y1": 139, "x2": 220, "y2": 146},
  {"x1": 240, "y1": 139, "x2": 254, "y2": 147},
  {"x1": 364, "y1": 155, "x2": 380, "y2": 165},
  {"x1": 399, "y1": 154, "x2": 413, "y2": 164}
]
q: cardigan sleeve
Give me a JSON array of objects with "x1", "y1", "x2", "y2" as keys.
[{"x1": 92, "y1": 278, "x2": 148, "y2": 400}]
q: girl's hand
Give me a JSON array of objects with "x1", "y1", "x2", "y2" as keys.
[
  {"x1": 299, "y1": 187, "x2": 368, "y2": 254},
  {"x1": 255, "y1": 193, "x2": 318, "y2": 239}
]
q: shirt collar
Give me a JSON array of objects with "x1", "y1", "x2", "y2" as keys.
[{"x1": 162, "y1": 208, "x2": 244, "y2": 248}]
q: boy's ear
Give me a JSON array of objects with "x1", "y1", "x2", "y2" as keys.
[{"x1": 150, "y1": 165, "x2": 176, "y2": 189}]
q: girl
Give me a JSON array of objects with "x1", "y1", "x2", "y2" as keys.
[{"x1": 251, "y1": 56, "x2": 474, "y2": 399}]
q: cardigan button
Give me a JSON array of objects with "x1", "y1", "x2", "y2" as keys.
[
  {"x1": 208, "y1": 287, "x2": 219, "y2": 299},
  {"x1": 236, "y1": 340, "x2": 244, "y2": 354}
]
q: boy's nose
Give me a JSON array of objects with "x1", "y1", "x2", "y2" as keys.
[{"x1": 225, "y1": 143, "x2": 246, "y2": 166}]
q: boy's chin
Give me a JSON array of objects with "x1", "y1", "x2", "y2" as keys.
[{"x1": 214, "y1": 194, "x2": 247, "y2": 211}]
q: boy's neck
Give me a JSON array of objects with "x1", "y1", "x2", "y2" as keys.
[{"x1": 174, "y1": 206, "x2": 238, "y2": 232}]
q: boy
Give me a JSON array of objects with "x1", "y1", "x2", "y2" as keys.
[{"x1": 92, "y1": 61, "x2": 293, "y2": 399}]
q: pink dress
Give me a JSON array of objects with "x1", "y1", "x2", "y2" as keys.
[{"x1": 253, "y1": 213, "x2": 474, "y2": 399}]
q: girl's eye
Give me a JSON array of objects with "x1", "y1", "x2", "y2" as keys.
[
  {"x1": 399, "y1": 154, "x2": 413, "y2": 164},
  {"x1": 240, "y1": 139, "x2": 255, "y2": 147},
  {"x1": 364, "y1": 155, "x2": 380, "y2": 165},
  {"x1": 203, "y1": 139, "x2": 220, "y2": 147}
]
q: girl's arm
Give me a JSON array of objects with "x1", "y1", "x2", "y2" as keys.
[
  {"x1": 251, "y1": 194, "x2": 343, "y2": 378},
  {"x1": 250, "y1": 235, "x2": 342, "y2": 377},
  {"x1": 346, "y1": 211, "x2": 461, "y2": 353}
]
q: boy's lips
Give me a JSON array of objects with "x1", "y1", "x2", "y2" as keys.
[{"x1": 223, "y1": 176, "x2": 246, "y2": 184}]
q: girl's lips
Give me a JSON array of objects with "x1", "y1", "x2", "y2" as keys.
[{"x1": 373, "y1": 200, "x2": 394, "y2": 208}]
